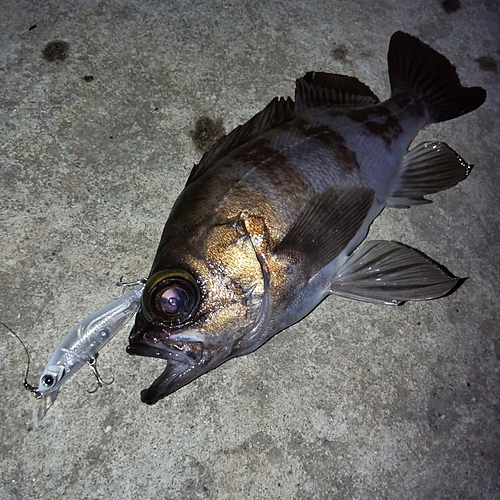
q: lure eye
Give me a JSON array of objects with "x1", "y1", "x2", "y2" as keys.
[
  {"x1": 41, "y1": 374, "x2": 55, "y2": 388},
  {"x1": 143, "y1": 269, "x2": 200, "y2": 325}
]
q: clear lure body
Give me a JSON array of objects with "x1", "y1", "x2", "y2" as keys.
[{"x1": 37, "y1": 282, "x2": 145, "y2": 420}]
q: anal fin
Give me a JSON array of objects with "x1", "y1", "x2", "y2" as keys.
[
  {"x1": 277, "y1": 184, "x2": 374, "y2": 277},
  {"x1": 330, "y1": 240, "x2": 461, "y2": 305},
  {"x1": 387, "y1": 142, "x2": 472, "y2": 208}
]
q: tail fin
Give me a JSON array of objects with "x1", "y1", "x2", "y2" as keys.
[{"x1": 388, "y1": 31, "x2": 486, "y2": 123}]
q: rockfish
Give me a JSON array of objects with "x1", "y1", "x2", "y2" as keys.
[{"x1": 127, "y1": 32, "x2": 486, "y2": 404}]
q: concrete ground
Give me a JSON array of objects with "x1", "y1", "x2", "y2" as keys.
[{"x1": 1, "y1": 0, "x2": 498, "y2": 498}]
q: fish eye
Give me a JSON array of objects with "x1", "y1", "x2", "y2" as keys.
[
  {"x1": 142, "y1": 269, "x2": 200, "y2": 325},
  {"x1": 41, "y1": 374, "x2": 55, "y2": 388}
]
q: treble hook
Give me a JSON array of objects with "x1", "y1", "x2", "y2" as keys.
[{"x1": 86, "y1": 353, "x2": 115, "y2": 394}]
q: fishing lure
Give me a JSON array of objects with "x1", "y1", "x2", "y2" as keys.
[{"x1": 34, "y1": 280, "x2": 145, "y2": 420}]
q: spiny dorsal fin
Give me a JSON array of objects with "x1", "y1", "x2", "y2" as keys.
[
  {"x1": 277, "y1": 184, "x2": 374, "y2": 278},
  {"x1": 186, "y1": 97, "x2": 295, "y2": 185},
  {"x1": 295, "y1": 72, "x2": 379, "y2": 114}
]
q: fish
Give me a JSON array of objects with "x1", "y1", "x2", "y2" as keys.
[
  {"x1": 127, "y1": 31, "x2": 486, "y2": 405},
  {"x1": 37, "y1": 282, "x2": 144, "y2": 420}
]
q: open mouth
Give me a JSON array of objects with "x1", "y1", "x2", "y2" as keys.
[
  {"x1": 127, "y1": 341, "x2": 209, "y2": 404},
  {"x1": 127, "y1": 314, "x2": 209, "y2": 404}
]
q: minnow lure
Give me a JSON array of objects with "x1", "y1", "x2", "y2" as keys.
[{"x1": 36, "y1": 281, "x2": 145, "y2": 420}]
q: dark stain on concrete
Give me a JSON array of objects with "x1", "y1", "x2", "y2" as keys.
[
  {"x1": 331, "y1": 45, "x2": 348, "y2": 62},
  {"x1": 441, "y1": 0, "x2": 461, "y2": 13},
  {"x1": 190, "y1": 116, "x2": 225, "y2": 153},
  {"x1": 475, "y1": 56, "x2": 497, "y2": 73},
  {"x1": 42, "y1": 40, "x2": 70, "y2": 62}
]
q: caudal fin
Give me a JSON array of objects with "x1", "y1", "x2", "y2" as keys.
[{"x1": 388, "y1": 31, "x2": 486, "y2": 123}]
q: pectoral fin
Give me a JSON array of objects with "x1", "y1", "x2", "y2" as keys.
[
  {"x1": 277, "y1": 184, "x2": 374, "y2": 277},
  {"x1": 330, "y1": 240, "x2": 461, "y2": 305}
]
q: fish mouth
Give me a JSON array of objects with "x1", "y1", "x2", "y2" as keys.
[{"x1": 127, "y1": 313, "x2": 216, "y2": 404}]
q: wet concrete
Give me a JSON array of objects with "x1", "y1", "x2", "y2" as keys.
[{"x1": 1, "y1": 0, "x2": 499, "y2": 498}]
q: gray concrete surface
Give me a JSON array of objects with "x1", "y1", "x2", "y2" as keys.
[{"x1": 1, "y1": 0, "x2": 499, "y2": 498}]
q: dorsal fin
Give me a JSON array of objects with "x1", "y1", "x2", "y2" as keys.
[
  {"x1": 295, "y1": 72, "x2": 379, "y2": 114},
  {"x1": 186, "y1": 97, "x2": 295, "y2": 185}
]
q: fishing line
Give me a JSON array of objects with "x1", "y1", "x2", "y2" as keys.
[{"x1": 0, "y1": 320, "x2": 41, "y2": 398}]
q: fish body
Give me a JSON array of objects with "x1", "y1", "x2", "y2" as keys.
[
  {"x1": 37, "y1": 283, "x2": 145, "y2": 420},
  {"x1": 128, "y1": 32, "x2": 486, "y2": 404}
]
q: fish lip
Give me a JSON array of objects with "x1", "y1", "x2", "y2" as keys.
[
  {"x1": 128, "y1": 310, "x2": 203, "y2": 362},
  {"x1": 130, "y1": 341, "x2": 213, "y2": 405},
  {"x1": 126, "y1": 343, "x2": 165, "y2": 358},
  {"x1": 126, "y1": 340, "x2": 203, "y2": 365},
  {"x1": 128, "y1": 335, "x2": 209, "y2": 404},
  {"x1": 136, "y1": 341, "x2": 235, "y2": 405},
  {"x1": 127, "y1": 324, "x2": 204, "y2": 365},
  {"x1": 139, "y1": 358, "x2": 203, "y2": 405}
]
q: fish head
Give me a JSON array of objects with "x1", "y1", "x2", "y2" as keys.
[{"x1": 127, "y1": 214, "x2": 271, "y2": 404}]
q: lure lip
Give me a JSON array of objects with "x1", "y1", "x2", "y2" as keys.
[{"x1": 38, "y1": 388, "x2": 60, "y2": 421}]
